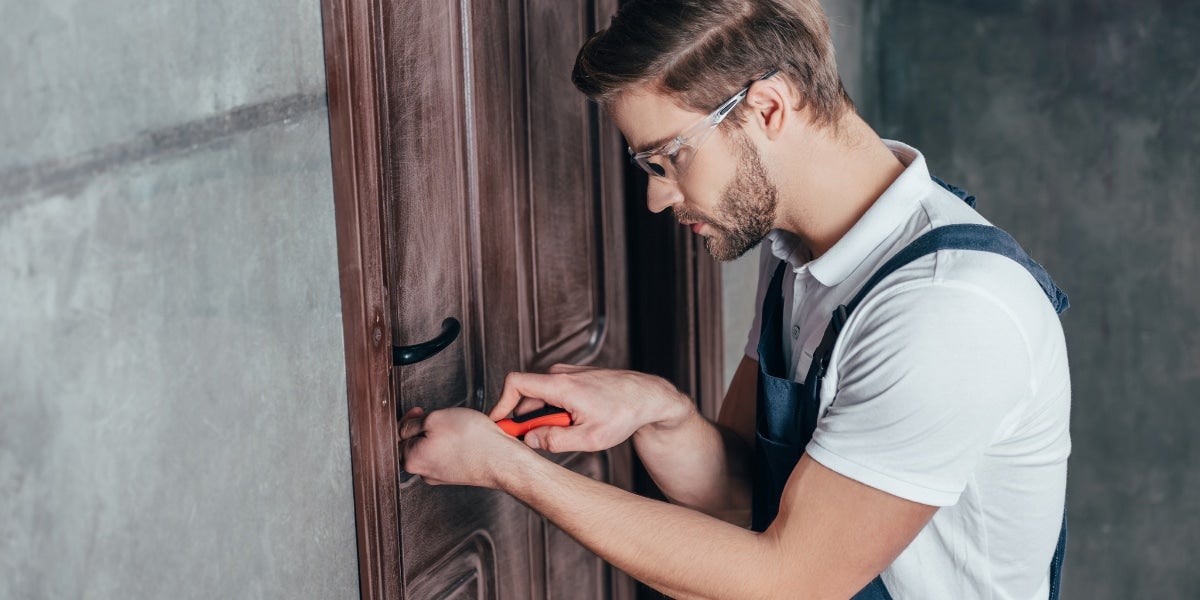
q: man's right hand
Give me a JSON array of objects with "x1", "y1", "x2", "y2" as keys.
[{"x1": 488, "y1": 364, "x2": 695, "y2": 453}]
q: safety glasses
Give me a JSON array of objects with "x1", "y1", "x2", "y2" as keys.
[{"x1": 628, "y1": 68, "x2": 778, "y2": 181}]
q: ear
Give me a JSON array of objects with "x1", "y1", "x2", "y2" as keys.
[{"x1": 743, "y1": 77, "x2": 793, "y2": 141}]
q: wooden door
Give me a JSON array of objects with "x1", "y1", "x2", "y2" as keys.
[{"x1": 321, "y1": 0, "x2": 635, "y2": 598}]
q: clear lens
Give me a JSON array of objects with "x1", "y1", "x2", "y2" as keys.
[
  {"x1": 636, "y1": 153, "x2": 674, "y2": 179},
  {"x1": 643, "y1": 158, "x2": 667, "y2": 177},
  {"x1": 633, "y1": 136, "x2": 698, "y2": 180}
]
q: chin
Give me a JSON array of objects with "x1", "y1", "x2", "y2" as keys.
[
  {"x1": 703, "y1": 231, "x2": 767, "y2": 262},
  {"x1": 703, "y1": 238, "x2": 748, "y2": 262}
]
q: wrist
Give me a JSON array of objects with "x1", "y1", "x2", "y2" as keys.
[
  {"x1": 637, "y1": 380, "x2": 697, "y2": 435},
  {"x1": 493, "y1": 443, "x2": 543, "y2": 495}
]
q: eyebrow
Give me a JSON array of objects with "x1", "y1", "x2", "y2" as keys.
[{"x1": 630, "y1": 133, "x2": 676, "y2": 155}]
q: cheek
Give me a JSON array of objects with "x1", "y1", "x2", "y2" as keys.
[
  {"x1": 694, "y1": 135, "x2": 739, "y2": 180},
  {"x1": 679, "y1": 156, "x2": 735, "y2": 210}
]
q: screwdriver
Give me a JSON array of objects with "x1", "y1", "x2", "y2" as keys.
[{"x1": 496, "y1": 406, "x2": 571, "y2": 438}]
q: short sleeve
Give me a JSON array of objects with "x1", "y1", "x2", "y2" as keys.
[
  {"x1": 743, "y1": 243, "x2": 780, "y2": 360},
  {"x1": 806, "y1": 282, "x2": 1033, "y2": 507}
]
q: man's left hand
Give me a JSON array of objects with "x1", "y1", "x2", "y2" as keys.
[{"x1": 399, "y1": 406, "x2": 532, "y2": 488}]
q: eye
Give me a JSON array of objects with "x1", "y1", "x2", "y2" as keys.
[
  {"x1": 647, "y1": 162, "x2": 666, "y2": 177},
  {"x1": 668, "y1": 145, "x2": 693, "y2": 166}
]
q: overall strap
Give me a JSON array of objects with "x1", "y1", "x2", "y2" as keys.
[
  {"x1": 762, "y1": 260, "x2": 789, "y2": 338},
  {"x1": 757, "y1": 261, "x2": 792, "y2": 378},
  {"x1": 807, "y1": 223, "x2": 1070, "y2": 414},
  {"x1": 845, "y1": 223, "x2": 1069, "y2": 317}
]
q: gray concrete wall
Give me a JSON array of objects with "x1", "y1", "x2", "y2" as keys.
[
  {"x1": 859, "y1": 0, "x2": 1200, "y2": 596},
  {"x1": 0, "y1": 1, "x2": 360, "y2": 598}
]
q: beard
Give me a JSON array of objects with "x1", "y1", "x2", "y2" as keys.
[{"x1": 674, "y1": 134, "x2": 779, "y2": 262}]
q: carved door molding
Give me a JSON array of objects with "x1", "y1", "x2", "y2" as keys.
[
  {"x1": 321, "y1": 0, "x2": 725, "y2": 598},
  {"x1": 319, "y1": 0, "x2": 659, "y2": 598}
]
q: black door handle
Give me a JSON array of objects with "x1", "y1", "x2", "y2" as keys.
[{"x1": 392, "y1": 317, "x2": 461, "y2": 366}]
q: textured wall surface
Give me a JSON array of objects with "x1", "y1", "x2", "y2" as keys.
[
  {"x1": 0, "y1": 1, "x2": 360, "y2": 598},
  {"x1": 861, "y1": 0, "x2": 1200, "y2": 596}
]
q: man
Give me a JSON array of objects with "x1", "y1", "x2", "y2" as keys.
[{"x1": 400, "y1": 1, "x2": 1071, "y2": 598}]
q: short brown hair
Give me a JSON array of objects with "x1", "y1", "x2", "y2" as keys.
[{"x1": 572, "y1": 0, "x2": 853, "y2": 126}]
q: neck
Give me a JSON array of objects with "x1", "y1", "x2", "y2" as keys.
[{"x1": 770, "y1": 114, "x2": 905, "y2": 258}]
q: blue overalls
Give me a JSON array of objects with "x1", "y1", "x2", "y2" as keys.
[{"x1": 752, "y1": 179, "x2": 1069, "y2": 599}]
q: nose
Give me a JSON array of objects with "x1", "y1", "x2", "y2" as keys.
[{"x1": 646, "y1": 177, "x2": 684, "y2": 214}]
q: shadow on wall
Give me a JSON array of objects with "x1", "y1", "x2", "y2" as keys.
[{"x1": 859, "y1": 0, "x2": 1200, "y2": 597}]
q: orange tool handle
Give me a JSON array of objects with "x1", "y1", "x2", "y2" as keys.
[{"x1": 497, "y1": 406, "x2": 571, "y2": 438}]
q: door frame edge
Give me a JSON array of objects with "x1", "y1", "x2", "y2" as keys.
[{"x1": 320, "y1": 0, "x2": 403, "y2": 598}]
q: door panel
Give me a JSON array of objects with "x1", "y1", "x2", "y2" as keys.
[
  {"x1": 379, "y1": 0, "x2": 633, "y2": 598},
  {"x1": 405, "y1": 533, "x2": 497, "y2": 600},
  {"x1": 522, "y1": 0, "x2": 603, "y2": 359},
  {"x1": 324, "y1": 0, "x2": 726, "y2": 593},
  {"x1": 516, "y1": 0, "x2": 627, "y2": 373},
  {"x1": 386, "y1": 0, "x2": 477, "y2": 414}
]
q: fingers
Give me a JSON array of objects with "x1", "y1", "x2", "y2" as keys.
[
  {"x1": 489, "y1": 366, "x2": 593, "y2": 419},
  {"x1": 524, "y1": 424, "x2": 594, "y2": 453},
  {"x1": 513, "y1": 397, "x2": 546, "y2": 416},
  {"x1": 398, "y1": 409, "x2": 426, "y2": 441},
  {"x1": 547, "y1": 363, "x2": 591, "y2": 374},
  {"x1": 399, "y1": 436, "x2": 419, "y2": 474},
  {"x1": 400, "y1": 437, "x2": 443, "y2": 486},
  {"x1": 490, "y1": 371, "x2": 564, "y2": 420}
]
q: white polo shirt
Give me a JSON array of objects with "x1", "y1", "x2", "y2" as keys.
[{"x1": 743, "y1": 141, "x2": 1071, "y2": 600}]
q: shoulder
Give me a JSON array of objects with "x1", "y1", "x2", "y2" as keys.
[
  {"x1": 851, "y1": 183, "x2": 1061, "y2": 352},
  {"x1": 833, "y1": 277, "x2": 1036, "y2": 381},
  {"x1": 833, "y1": 244, "x2": 1054, "y2": 375}
]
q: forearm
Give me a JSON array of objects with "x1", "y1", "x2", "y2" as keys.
[
  {"x1": 491, "y1": 364, "x2": 755, "y2": 521},
  {"x1": 503, "y1": 451, "x2": 779, "y2": 600},
  {"x1": 633, "y1": 408, "x2": 754, "y2": 523},
  {"x1": 406, "y1": 400, "x2": 930, "y2": 600},
  {"x1": 631, "y1": 357, "x2": 759, "y2": 522}
]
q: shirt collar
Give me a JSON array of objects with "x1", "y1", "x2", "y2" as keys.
[{"x1": 765, "y1": 140, "x2": 930, "y2": 287}]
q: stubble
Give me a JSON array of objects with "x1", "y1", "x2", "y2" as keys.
[{"x1": 676, "y1": 134, "x2": 779, "y2": 262}]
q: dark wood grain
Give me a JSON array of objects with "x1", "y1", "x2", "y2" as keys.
[
  {"x1": 623, "y1": 175, "x2": 725, "y2": 420},
  {"x1": 324, "y1": 0, "x2": 638, "y2": 598},
  {"x1": 623, "y1": 157, "x2": 725, "y2": 600},
  {"x1": 523, "y1": 0, "x2": 600, "y2": 356},
  {"x1": 320, "y1": 0, "x2": 403, "y2": 598}
]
